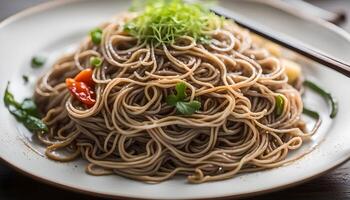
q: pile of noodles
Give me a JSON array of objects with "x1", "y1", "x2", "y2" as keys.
[{"x1": 34, "y1": 13, "x2": 315, "y2": 183}]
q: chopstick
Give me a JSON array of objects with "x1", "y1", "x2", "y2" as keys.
[
  {"x1": 287, "y1": 0, "x2": 346, "y2": 25},
  {"x1": 211, "y1": 6, "x2": 350, "y2": 78}
]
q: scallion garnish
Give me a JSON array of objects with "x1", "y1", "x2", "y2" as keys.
[
  {"x1": 3, "y1": 82, "x2": 47, "y2": 134},
  {"x1": 22, "y1": 75, "x2": 29, "y2": 84},
  {"x1": 304, "y1": 80, "x2": 338, "y2": 118},
  {"x1": 166, "y1": 82, "x2": 201, "y2": 115},
  {"x1": 303, "y1": 107, "x2": 320, "y2": 120},
  {"x1": 90, "y1": 56, "x2": 102, "y2": 68},
  {"x1": 90, "y1": 28, "x2": 103, "y2": 45},
  {"x1": 275, "y1": 95, "x2": 284, "y2": 116},
  {"x1": 31, "y1": 56, "x2": 46, "y2": 68},
  {"x1": 124, "y1": 0, "x2": 223, "y2": 45}
]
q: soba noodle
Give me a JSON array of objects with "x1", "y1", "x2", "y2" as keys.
[{"x1": 34, "y1": 12, "x2": 316, "y2": 183}]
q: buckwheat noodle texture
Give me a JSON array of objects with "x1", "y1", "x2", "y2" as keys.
[{"x1": 34, "y1": 14, "x2": 317, "y2": 183}]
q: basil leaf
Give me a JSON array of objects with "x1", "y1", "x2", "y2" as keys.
[
  {"x1": 4, "y1": 83, "x2": 21, "y2": 108},
  {"x1": 8, "y1": 106, "x2": 27, "y2": 122},
  {"x1": 23, "y1": 115, "x2": 48, "y2": 133},
  {"x1": 3, "y1": 83, "x2": 47, "y2": 134},
  {"x1": 21, "y1": 98, "x2": 39, "y2": 117},
  {"x1": 175, "y1": 82, "x2": 187, "y2": 101},
  {"x1": 166, "y1": 94, "x2": 178, "y2": 106}
]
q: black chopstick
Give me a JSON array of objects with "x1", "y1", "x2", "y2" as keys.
[{"x1": 211, "y1": 6, "x2": 350, "y2": 78}]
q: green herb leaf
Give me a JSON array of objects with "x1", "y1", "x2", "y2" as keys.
[
  {"x1": 166, "y1": 94, "x2": 178, "y2": 106},
  {"x1": 22, "y1": 75, "x2": 29, "y2": 84},
  {"x1": 175, "y1": 82, "x2": 187, "y2": 101},
  {"x1": 275, "y1": 95, "x2": 284, "y2": 116},
  {"x1": 176, "y1": 100, "x2": 201, "y2": 115},
  {"x1": 3, "y1": 83, "x2": 47, "y2": 134},
  {"x1": 8, "y1": 106, "x2": 27, "y2": 121},
  {"x1": 166, "y1": 82, "x2": 201, "y2": 115},
  {"x1": 90, "y1": 28, "x2": 103, "y2": 45},
  {"x1": 304, "y1": 80, "x2": 338, "y2": 118},
  {"x1": 31, "y1": 56, "x2": 46, "y2": 68},
  {"x1": 21, "y1": 98, "x2": 39, "y2": 117},
  {"x1": 23, "y1": 115, "x2": 48, "y2": 133},
  {"x1": 4, "y1": 83, "x2": 21, "y2": 108},
  {"x1": 90, "y1": 56, "x2": 102, "y2": 68},
  {"x1": 303, "y1": 107, "x2": 320, "y2": 120},
  {"x1": 124, "y1": 0, "x2": 222, "y2": 45},
  {"x1": 9, "y1": 106, "x2": 47, "y2": 133}
]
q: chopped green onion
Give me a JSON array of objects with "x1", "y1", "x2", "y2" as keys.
[
  {"x1": 129, "y1": 0, "x2": 145, "y2": 12},
  {"x1": 22, "y1": 75, "x2": 29, "y2": 84},
  {"x1": 275, "y1": 95, "x2": 284, "y2": 116},
  {"x1": 90, "y1": 28, "x2": 103, "y2": 45},
  {"x1": 303, "y1": 107, "x2": 320, "y2": 120},
  {"x1": 90, "y1": 56, "x2": 102, "y2": 68},
  {"x1": 124, "y1": 0, "x2": 223, "y2": 45},
  {"x1": 31, "y1": 56, "x2": 46, "y2": 68},
  {"x1": 304, "y1": 80, "x2": 338, "y2": 118}
]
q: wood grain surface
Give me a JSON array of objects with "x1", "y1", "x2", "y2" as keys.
[{"x1": 0, "y1": 0, "x2": 349, "y2": 199}]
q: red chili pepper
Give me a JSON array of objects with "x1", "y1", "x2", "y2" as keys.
[
  {"x1": 65, "y1": 69, "x2": 96, "y2": 107},
  {"x1": 74, "y1": 68, "x2": 94, "y2": 87}
]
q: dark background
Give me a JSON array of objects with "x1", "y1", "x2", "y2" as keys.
[{"x1": 1, "y1": 0, "x2": 350, "y2": 200}]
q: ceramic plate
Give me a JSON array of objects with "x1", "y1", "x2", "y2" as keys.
[{"x1": 0, "y1": 0, "x2": 350, "y2": 199}]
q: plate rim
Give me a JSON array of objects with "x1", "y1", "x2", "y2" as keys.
[{"x1": 1, "y1": 0, "x2": 350, "y2": 199}]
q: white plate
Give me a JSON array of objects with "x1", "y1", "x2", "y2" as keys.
[{"x1": 0, "y1": 0, "x2": 350, "y2": 199}]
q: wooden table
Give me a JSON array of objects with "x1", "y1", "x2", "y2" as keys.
[{"x1": 0, "y1": 0, "x2": 349, "y2": 199}]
